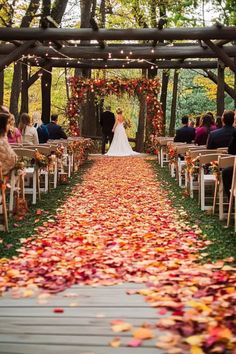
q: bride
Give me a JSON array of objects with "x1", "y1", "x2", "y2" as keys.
[{"x1": 106, "y1": 108, "x2": 139, "y2": 156}]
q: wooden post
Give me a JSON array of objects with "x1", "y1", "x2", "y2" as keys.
[
  {"x1": 217, "y1": 60, "x2": 225, "y2": 116},
  {"x1": 136, "y1": 92, "x2": 146, "y2": 152},
  {"x1": 0, "y1": 70, "x2": 3, "y2": 105},
  {"x1": 169, "y1": 69, "x2": 179, "y2": 136},
  {"x1": 41, "y1": 67, "x2": 52, "y2": 123},
  {"x1": 20, "y1": 62, "x2": 29, "y2": 113},
  {"x1": 160, "y1": 69, "x2": 169, "y2": 135}
]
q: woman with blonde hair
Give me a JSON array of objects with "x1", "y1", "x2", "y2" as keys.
[
  {"x1": 19, "y1": 113, "x2": 39, "y2": 145},
  {"x1": 7, "y1": 114, "x2": 22, "y2": 144},
  {"x1": 0, "y1": 112, "x2": 17, "y2": 175},
  {"x1": 106, "y1": 108, "x2": 139, "y2": 156},
  {"x1": 32, "y1": 111, "x2": 49, "y2": 143}
]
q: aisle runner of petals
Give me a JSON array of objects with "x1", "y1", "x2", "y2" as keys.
[{"x1": 1, "y1": 157, "x2": 236, "y2": 353}]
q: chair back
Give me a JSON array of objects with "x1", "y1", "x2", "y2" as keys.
[
  {"x1": 199, "y1": 153, "x2": 227, "y2": 166},
  {"x1": 176, "y1": 145, "x2": 196, "y2": 155},
  {"x1": 218, "y1": 155, "x2": 236, "y2": 169},
  {"x1": 13, "y1": 148, "x2": 36, "y2": 159},
  {"x1": 217, "y1": 147, "x2": 228, "y2": 154},
  {"x1": 189, "y1": 149, "x2": 219, "y2": 159}
]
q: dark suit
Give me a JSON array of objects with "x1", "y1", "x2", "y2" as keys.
[
  {"x1": 100, "y1": 110, "x2": 115, "y2": 154},
  {"x1": 47, "y1": 122, "x2": 67, "y2": 140},
  {"x1": 174, "y1": 125, "x2": 195, "y2": 143},
  {"x1": 207, "y1": 126, "x2": 236, "y2": 149},
  {"x1": 222, "y1": 130, "x2": 236, "y2": 197}
]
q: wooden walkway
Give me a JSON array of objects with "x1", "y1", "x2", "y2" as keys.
[{"x1": 0, "y1": 283, "x2": 166, "y2": 354}]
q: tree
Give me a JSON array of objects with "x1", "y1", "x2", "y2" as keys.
[{"x1": 9, "y1": 0, "x2": 41, "y2": 119}]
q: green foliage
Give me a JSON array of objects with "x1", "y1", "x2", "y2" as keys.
[{"x1": 150, "y1": 161, "x2": 236, "y2": 261}]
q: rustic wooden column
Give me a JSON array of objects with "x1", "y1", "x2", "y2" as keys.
[
  {"x1": 0, "y1": 70, "x2": 3, "y2": 105},
  {"x1": 136, "y1": 69, "x2": 147, "y2": 152},
  {"x1": 217, "y1": 60, "x2": 225, "y2": 116},
  {"x1": 160, "y1": 69, "x2": 170, "y2": 135},
  {"x1": 20, "y1": 62, "x2": 29, "y2": 113},
  {"x1": 169, "y1": 69, "x2": 179, "y2": 136},
  {"x1": 41, "y1": 67, "x2": 52, "y2": 123}
]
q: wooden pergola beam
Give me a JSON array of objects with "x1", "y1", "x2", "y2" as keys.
[
  {"x1": 204, "y1": 39, "x2": 236, "y2": 73},
  {"x1": 0, "y1": 26, "x2": 235, "y2": 41},
  {"x1": 0, "y1": 40, "x2": 35, "y2": 72},
  {"x1": 27, "y1": 63, "x2": 52, "y2": 88},
  {"x1": 1, "y1": 44, "x2": 236, "y2": 60},
  {"x1": 203, "y1": 68, "x2": 236, "y2": 99},
  {"x1": 27, "y1": 58, "x2": 219, "y2": 69}
]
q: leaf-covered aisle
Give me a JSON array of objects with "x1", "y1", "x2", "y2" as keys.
[{"x1": 1, "y1": 157, "x2": 236, "y2": 353}]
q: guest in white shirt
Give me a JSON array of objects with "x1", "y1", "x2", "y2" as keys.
[{"x1": 18, "y1": 113, "x2": 39, "y2": 145}]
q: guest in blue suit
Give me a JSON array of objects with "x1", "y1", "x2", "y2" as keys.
[
  {"x1": 174, "y1": 116, "x2": 195, "y2": 143},
  {"x1": 207, "y1": 110, "x2": 235, "y2": 149},
  {"x1": 47, "y1": 114, "x2": 67, "y2": 140}
]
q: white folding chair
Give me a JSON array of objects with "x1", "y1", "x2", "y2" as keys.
[
  {"x1": 10, "y1": 149, "x2": 40, "y2": 211},
  {"x1": 227, "y1": 159, "x2": 236, "y2": 231},
  {"x1": 213, "y1": 155, "x2": 235, "y2": 220},
  {"x1": 199, "y1": 153, "x2": 227, "y2": 211}
]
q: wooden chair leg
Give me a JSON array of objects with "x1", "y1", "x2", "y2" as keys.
[
  {"x1": 200, "y1": 170, "x2": 205, "y2": 211},
  {"x1": 2, "y1": 185, "x2": 8, "y2": 232},
  {"x1": 227, "y1": 190, "x2": 233, "y2": 228},
  {"x1": 212, "y1": 180, "x2": 218, "y2": 215},
  {"x1": 218, "y1": 182, "x2": 224, "y2": 220}
]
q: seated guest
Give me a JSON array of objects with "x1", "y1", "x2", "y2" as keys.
[
  {"x1": 32, "y1": 111, "x2": 49, "y2": 144},
  {"x1": 0, "y1": 112, "x2": 17, "y2": 175},
  {"x1": 7, "y1": 114, "x2": 22, "y2": 144},
  {"x1": 195, "y1": 116, "x2": 201, "y2": 129},
  {"x1": 195, "y1": 114, "x2": 214, "y2": 146},
  {"x1": 47, "y1": 114, "x2": 67, "y2": 140},
  {"x1": 207, "y1": 110, "x2": 235, "y2": 149},
  {"x1": 215, "y1": 116, "x2": 223, "y2": 129},
  {"x1": 174, "y1": 115, "x2": 195, "y2": 143},
  {"x1": 19, "y1": 113, "x2": 39, "y2": 145},
  {"x1": 206, "y1": 111, "x2": 216, "y2": 129},
  {"x1": 222, "y1": 130, "x2": 236, "y2": 198}
]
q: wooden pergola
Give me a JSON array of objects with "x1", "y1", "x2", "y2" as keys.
[{"x1": 0, "y1": 23, "x2": 236, "y2": 126}]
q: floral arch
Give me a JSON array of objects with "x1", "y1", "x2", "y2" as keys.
[{"x1": 67, "y1": 77, "x2": 163, "y2": 149}]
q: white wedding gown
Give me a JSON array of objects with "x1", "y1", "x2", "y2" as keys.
[{"x1": 106, "y1": 122, "x2": 139, "y2": 156}]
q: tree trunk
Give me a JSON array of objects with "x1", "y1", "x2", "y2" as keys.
[
  {"x1": 169, "y1": 69, "x2": 179, "y2": 136},
  {"x1": 10, "y1": 63, "x2": 22, "y2": 120},
  {"x1": 9, "y1": 0, "x2": 40, "y2": 119},
  {"x1": 136, "y1": 93, "x2": 146, "y2": 152},
  {"x1": 217, "y1": 60, "x2": 225, "y2": 116},
  {"x1": 136, "y1": 69, "x2": 147, "y2": 152},
  {"x1": 76, "y1": 0, "x2": 97, "y2": 136},
  {"x1": 40, "y1": 0, "x2": 69, "y2": 122},
  {"x1": 20, "y1": 62, "x2": 29, "y2": 113},
  {"x1": 160, "y1": 69, "x2": 170, "y2": 135},
  {"x1": 0, "y1": 70, "x2": 3, "y2": 105},
  {"x1": 51, "y1": 0, "x2": 69, "y2": 24}
]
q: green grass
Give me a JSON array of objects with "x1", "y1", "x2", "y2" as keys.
[
  {"x1": 0, "y1": 161, "x2": 93, "y2": 259},
  {"x1": 150, "y1": 160, "x2": 236, "y2": 262}
]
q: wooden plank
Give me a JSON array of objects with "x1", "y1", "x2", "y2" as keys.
[
  {"x1": 0, "y1": 316, "x2": 158, "y2": 326},
  {"x1": 0, "y1": 343, "x2": 163, "y2": 354},
  {"x1": 0, "y1": 334, "x2": 159, "y2": 347},
  {"x1": 0, "y1": 324, "x2": 144, "y2": 336},
  {"x1": 0, "y1": 307, "x2": 157, "y2": 318}
]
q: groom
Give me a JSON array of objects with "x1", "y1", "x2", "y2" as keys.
[{"x1": 100, "y1": 106, "x2": 115, "y2": 154}]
